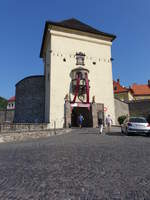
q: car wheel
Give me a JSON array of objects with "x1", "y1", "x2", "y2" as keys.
[
  {"x1": 146, "y1": 133, "x2": 150, "y2": 137},
  {"x1": 125, "y1": 128, "x2": 129, "y2": 136}
]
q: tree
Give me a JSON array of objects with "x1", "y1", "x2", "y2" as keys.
[
  {"x1": 0, "y1": 96, "x2": 7, "y2": 110},
  {"x1": 118, "y1": 115, "x2": 127, "y2": 125}
]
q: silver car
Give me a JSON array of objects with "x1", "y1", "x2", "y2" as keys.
[{"x1": 121, "y1": 117, "x2": 150, "y2": 136}]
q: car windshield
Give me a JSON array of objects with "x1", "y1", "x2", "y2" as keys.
[{"x1": 129, "y1": 118, "x2": 147, "y2": 123}]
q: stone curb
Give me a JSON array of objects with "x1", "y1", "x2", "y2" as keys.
[{"x1": 0, "y1": 129, "x2": 72, "y2": 143}]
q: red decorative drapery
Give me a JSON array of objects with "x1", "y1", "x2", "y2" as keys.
[
  {"x1": 72, "y1": 75, "x2": 80, "y2": 103},
  {"x1": 85, "y1": 73, "x2": 89, "y2": 103},
  {"x1": 72, "y1": 71, "x2": 90, "y2": 104}
]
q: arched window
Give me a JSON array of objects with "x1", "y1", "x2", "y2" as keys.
[{"x1": 114, "y1": 86, "x2": 117, "y2": 91}]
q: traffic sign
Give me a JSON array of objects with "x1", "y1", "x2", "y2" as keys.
[{"x1": 104, "y1": 107, "x2": 107, "y2": 112}]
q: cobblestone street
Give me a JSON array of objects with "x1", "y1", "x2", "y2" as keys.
[{"x1": 0, "y1": 127, "x2": 150, "y2": 199}]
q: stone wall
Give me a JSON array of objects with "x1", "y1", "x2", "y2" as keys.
[
  {"x1": 129, "y1": 100, "x2": 150, "y2": 117},
  {"x1": 14, "y1": 75, "x2": 45, "y2": 123},
  {"x1": 0, "y1": 128, "x2": 71, "y2": 143},
  {"x1": 0, "y1": 110, "x2": 5, "y2": 123},
  {"x1": 114, "y1": 98, "x2": 129, "y2": 125},
  {"x1": 64, "y1": 102, "x2": 71, "y2": 128},
  {"x1": 0, "y1": 110, "x2": 15, "y2": 123},
  {"x1": 0, "y1": 123, "x2": 48, "y2": 133}
]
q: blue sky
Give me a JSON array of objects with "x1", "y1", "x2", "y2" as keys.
[{"x1": 0, "y1": 0, "x2": 150, "y2": 99}]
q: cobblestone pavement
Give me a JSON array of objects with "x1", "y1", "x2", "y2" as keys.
[{"x1": 0, "y1": 127, "x2": 150, "y2": 199}]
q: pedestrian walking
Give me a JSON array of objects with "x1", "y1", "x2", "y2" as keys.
[
  {"x1": 98, "y1": 117, "x2": 103, "y2": 134},
  {"x1": 106, "y1": 114, "x2": 113, "y2": 133},
  {"x1": 78, "y1": 114, "x2": 84, "y2": 128}
]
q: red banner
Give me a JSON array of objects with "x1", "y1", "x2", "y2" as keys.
[
  {"x1": 85, "y1": 73, "x2": 89, "y2": 103},
  {"x1": 72, "y1": 75, "x2": 80, "y2": 103}
]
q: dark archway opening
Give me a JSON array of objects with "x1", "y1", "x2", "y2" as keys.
[{"x1": 71, "y1": 107, "x2": 93, "y2": 127}]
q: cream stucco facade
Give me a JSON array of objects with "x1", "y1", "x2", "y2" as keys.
[
  {"x1": 41, "y1": 20, "x2": 116, "y2": 128},
  {"x1": 114, "y1": 91, "x2": 134, "y2": 102},
  {"x1": 134, "y1": 95, "x2": 150, "y2": 100}
]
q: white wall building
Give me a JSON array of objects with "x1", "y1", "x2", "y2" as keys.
[
  {"x1": 40, "y1": 18, "x2": 116, "y2": 128},
  {"x1": 7, "y1": 96, "x2": 15, "y2": 110}
]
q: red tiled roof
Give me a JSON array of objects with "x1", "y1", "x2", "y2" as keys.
[
  {"x1": 8, "y1": 96, "x2": 15, "y2": 102},
  {"x1": 131, "y1": 84, "x2": 150, "y2": 96},
  {"x1": 113, "y1": 80, "x2": 129, "y2": 94}
]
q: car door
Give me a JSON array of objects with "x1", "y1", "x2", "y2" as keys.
[{"x1": 122, "y1": 118, "x2": 128, "y2": 132}]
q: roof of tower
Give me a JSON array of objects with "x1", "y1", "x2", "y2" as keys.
[
  {"x1": 40, "y1": 18, "x2": 116, "y2": 58},
  {"x1": 113, "y1": 80, "x2": 130, "y2": 94}
]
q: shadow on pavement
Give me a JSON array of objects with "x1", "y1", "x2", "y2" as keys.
[
  {"x1": 71, "y1": 128, "x2": 124, "y2": 136},
  {"x1": 106, "y1": 132, "x2": 150, "y2": 137},
  {"x1": 105, "y1": 132, "x2": 125, "y2": 136}
]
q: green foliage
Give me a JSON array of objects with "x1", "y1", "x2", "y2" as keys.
[
  {"x1": 0, "y1": 96, "x2": 7, "y2": 110},
  {"x1": 118, "y1": 115, "x2": 127, "y2": 125}
]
